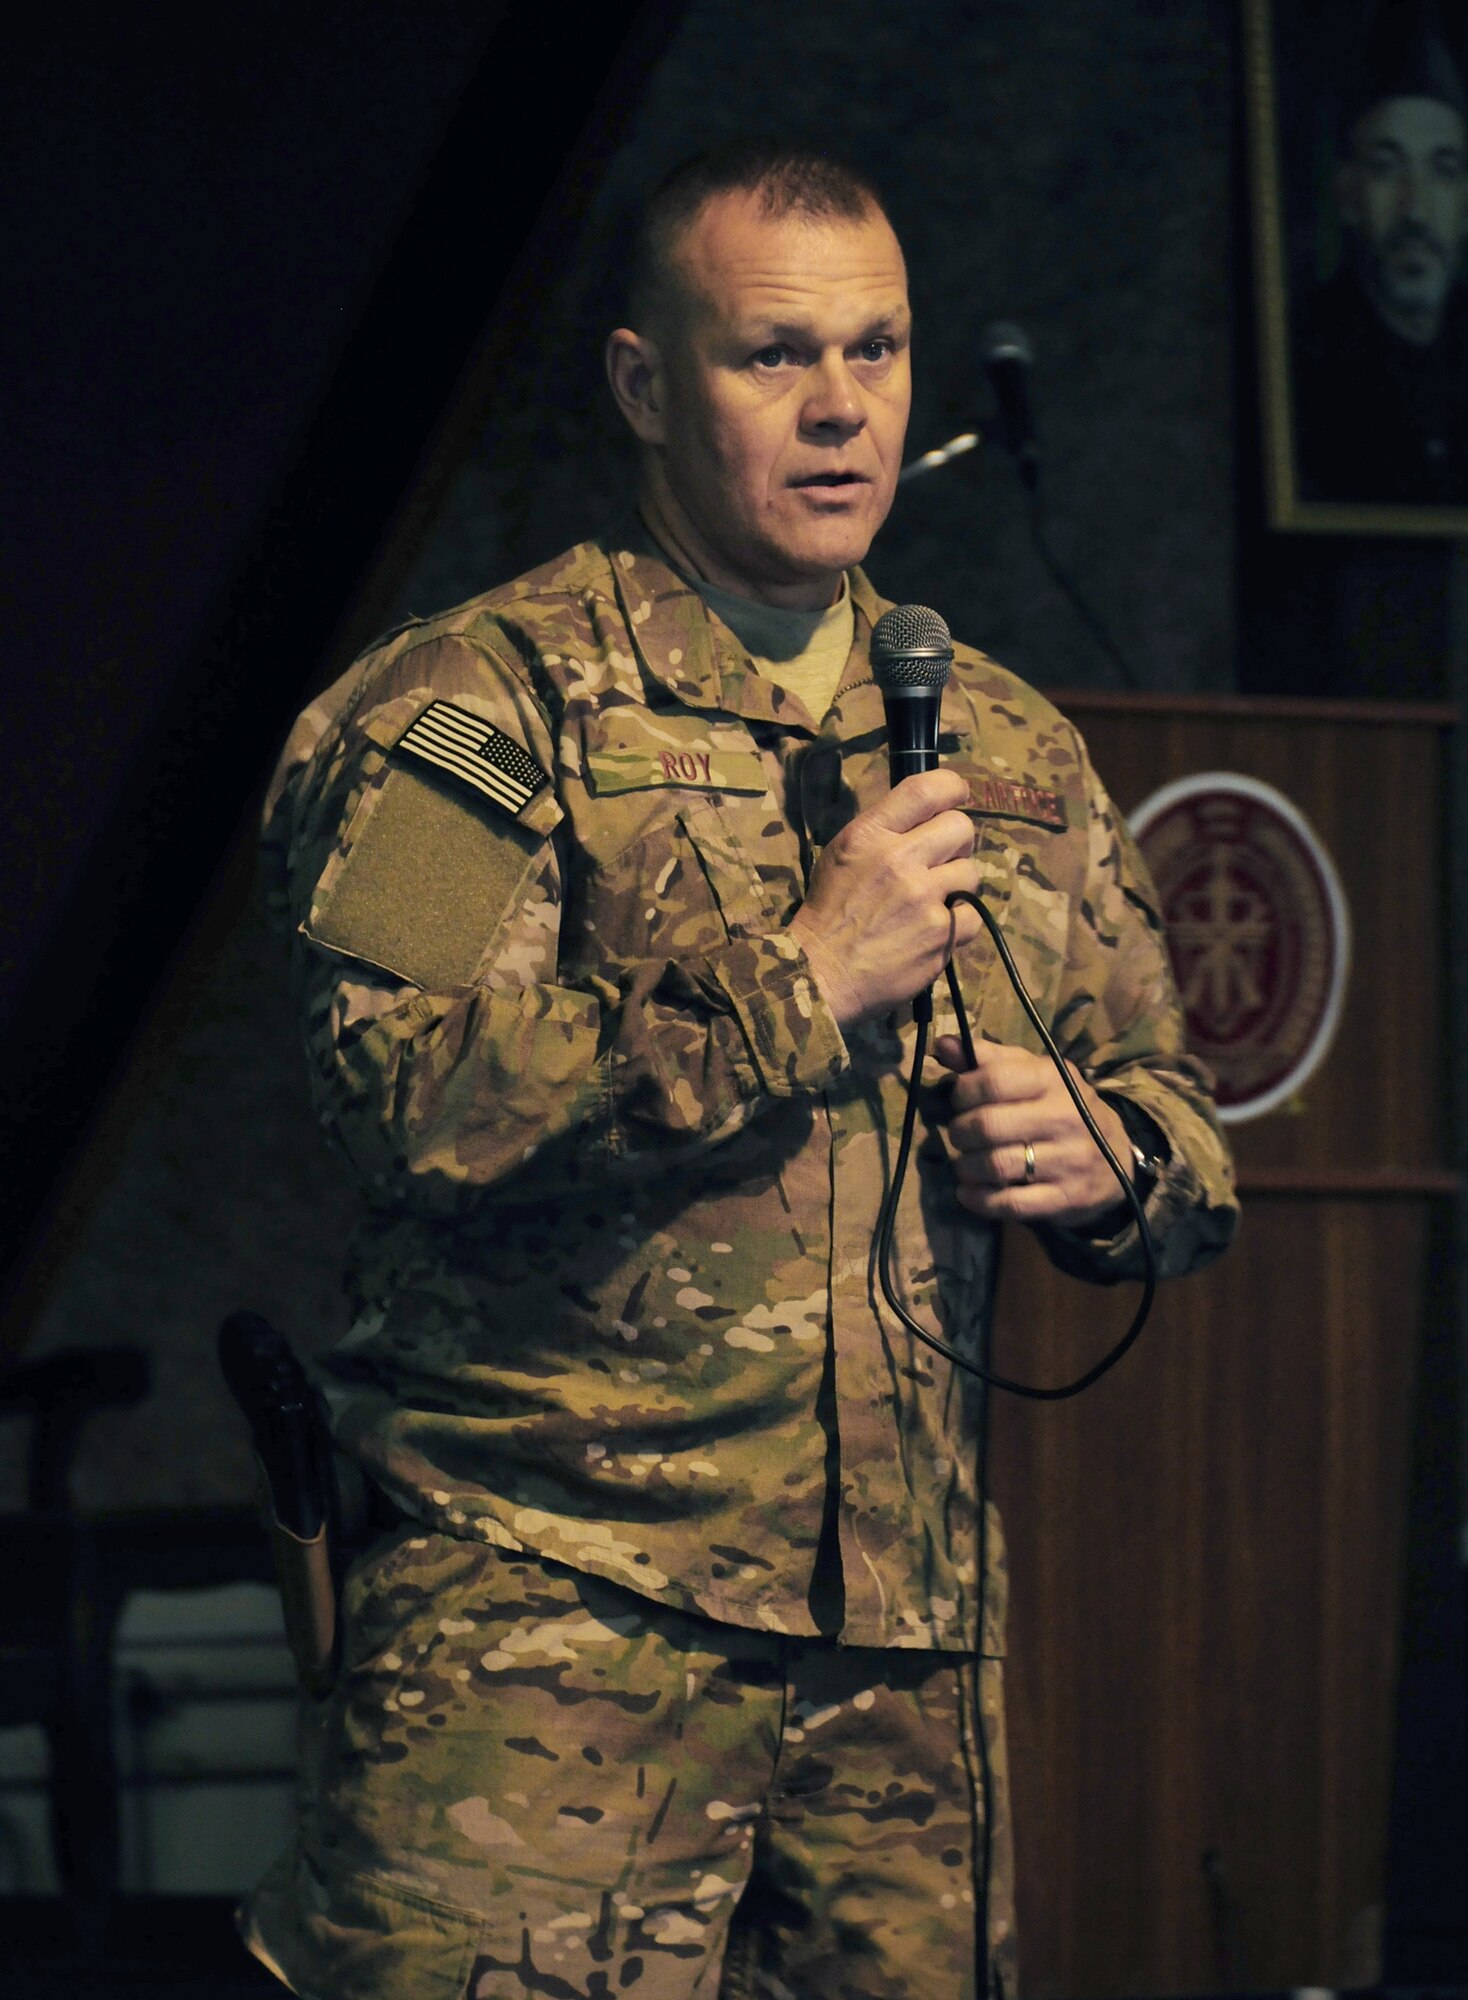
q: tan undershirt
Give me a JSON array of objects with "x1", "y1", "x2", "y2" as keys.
[{"x1": 694, "y1": 575, "x2": 855, "y2": 725}]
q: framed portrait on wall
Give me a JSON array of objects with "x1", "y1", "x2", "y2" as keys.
[{"x1": 1244, "y1": 0, "x2": 1468, "y2": 534}]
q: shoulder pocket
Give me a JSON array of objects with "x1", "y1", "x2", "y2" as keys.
[{"x1": 304, "y1": 761, "x2": 550, "y2": 991}]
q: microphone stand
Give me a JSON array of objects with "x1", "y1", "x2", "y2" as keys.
[
  {"x1": 898, "y1": 428, "x2": 983, "y2": 484},
  {"x1": 896, "y1": 420, "x2": 1140, "y2": 689}
]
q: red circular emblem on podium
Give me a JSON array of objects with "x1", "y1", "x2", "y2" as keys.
[{"x1": 1129, "y1": 774, "x2": 1350, "y2": 1124}]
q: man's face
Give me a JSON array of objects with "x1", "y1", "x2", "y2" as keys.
[
  {"x1": 626, "y1": 191, "x2": 912, "y2": 603},
  {"x1": 1338, "y1": 94, "x2": 1468, "y2": 342}
]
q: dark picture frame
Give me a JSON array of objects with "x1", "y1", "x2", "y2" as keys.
[{"x1": 1244, "y1": 0, "x2": 1468, "y2": 534}]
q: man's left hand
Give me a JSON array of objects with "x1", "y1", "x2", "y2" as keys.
[{"x1": 932, "y1": 1035, "x2": 1135, "y2": 1229}]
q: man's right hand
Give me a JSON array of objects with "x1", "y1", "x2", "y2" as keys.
[{"x1": 785, "y1": 769, "x2": 983, "y2": 1029}]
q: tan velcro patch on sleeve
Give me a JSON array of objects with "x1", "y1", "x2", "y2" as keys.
[{"x1": 304, "y1": 764, "x2": 544, "y2": 991}]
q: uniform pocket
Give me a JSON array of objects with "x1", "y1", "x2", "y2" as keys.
[
  {"x1": 679, "y1": 794, "x2": 802, "y2": 941},
  {"x1": 967, "y1": 823, "x2": 1072, "y2": 1052},
  {"x1": 581, "y1": 791, "x2": 801, "y2": 965},
  {"x1": 262, "y1": 1851, "x2": 482, "y2": 2000}
]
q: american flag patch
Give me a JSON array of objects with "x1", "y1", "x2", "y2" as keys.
[{"x1": 395, "y1": 702, "x2": 549, "y2": 818}]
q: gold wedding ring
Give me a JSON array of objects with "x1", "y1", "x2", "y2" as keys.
[{"x1": 1023, "y1": 1142, "x2": 1036, "y2": 1185}]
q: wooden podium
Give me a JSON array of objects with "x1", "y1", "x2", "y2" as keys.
[{"x1": 989, "y1": 693, "x2": 1455, "y2": 1997}]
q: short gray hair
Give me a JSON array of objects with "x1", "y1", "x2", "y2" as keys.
[{"x1": 626, "y1": 141, "x2": 890, "y2": 328}]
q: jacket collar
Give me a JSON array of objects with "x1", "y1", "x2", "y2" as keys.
[
  {"x1": 606, "y1": 518, "x2": 888, "y2": 736},
  {"x1": 826, "y1": 567, "x2": 890, "y2": 741}
]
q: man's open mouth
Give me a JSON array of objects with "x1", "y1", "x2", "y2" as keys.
[{"x1": 793, "y1": 471, "x2": 867, "y2": 487}]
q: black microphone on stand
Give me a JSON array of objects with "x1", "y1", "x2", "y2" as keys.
[
  {"x1": 980, "y1": 320, "x2": 1038, "y2": 492},
  {"x1": 870, "y1": 604, "x2": 954, "y2": 783}
]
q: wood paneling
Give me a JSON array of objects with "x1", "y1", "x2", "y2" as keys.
[
  {"x1": 991, "y1": 1203, "x2": 1424, "y2": 1996},
  {"x1": 1063, "y1": 701, "x2": 1446, "y2": 1179},
  {"x1": 985, "y1": 698, "x2": 1448, "y2": 1996}
]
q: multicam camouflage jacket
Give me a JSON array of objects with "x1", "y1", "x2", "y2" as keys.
[{"x1": 261, "y1": 526, "x2": 1238, "y2": 1655}]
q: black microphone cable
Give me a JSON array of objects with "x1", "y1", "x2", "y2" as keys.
[
  {"x1": 866, "y1": 600, "x2": 1159, "y2": 2000},
  {"x1": 875, "y1": 898, "x2": 1157, "y2": 1400},
  {"x1": 869, "y1": 895, "x2": 1156, "y2": 2000},
  {"x1": 868, "y1": 603, "x2": 1159, "y2": 1398},
  {"x1": 1025, "y1": 497, "x2": 1140, "y2": 694}
]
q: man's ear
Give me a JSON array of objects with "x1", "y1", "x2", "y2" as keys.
[{"x1": 606, "y1": 328, "x2": 667, "y2": 445}]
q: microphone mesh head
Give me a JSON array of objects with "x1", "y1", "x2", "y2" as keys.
[
  {"x1": 980, "y1": 319, "x2": 1034, "y2": 368},
  {"x1": 871, "y1": 605, "x2": 954, "y2": 691}
]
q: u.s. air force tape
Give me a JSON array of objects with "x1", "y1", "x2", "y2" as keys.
[{"x1": 395, "y1": 701, "x2": 548, "y2": 818}]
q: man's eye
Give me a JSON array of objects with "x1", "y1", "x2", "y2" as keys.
[
  {"x1": 857, "y1": 339, "x2": 894, "y2": 363},
  {"x1": 752, "y1": 346, "x2": 790, "y2": 369}
]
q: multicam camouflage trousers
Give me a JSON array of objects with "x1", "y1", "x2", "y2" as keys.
[{"x1": 241, "y1": 1525, "x2": 1016, "y2": 2000}]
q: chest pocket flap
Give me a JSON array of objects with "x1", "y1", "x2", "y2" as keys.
[{"x1": 677, "y1": 796, "x2": 797, "y2": 939}]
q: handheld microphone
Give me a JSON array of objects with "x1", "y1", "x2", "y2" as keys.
[
  {"x1": 980, "y1": 320, "x2": 1038, "y2": 491},
  {"x1": 871, "y1": 604, "x2": 954, "y2": 784}
]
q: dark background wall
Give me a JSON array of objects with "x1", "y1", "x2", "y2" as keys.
[
  {"x1": 3, "y1": 0, "x2": 490, "y2": 1504},
  {"x1": 3, "y1": 1, "x2": 491, "y2": 1007}
]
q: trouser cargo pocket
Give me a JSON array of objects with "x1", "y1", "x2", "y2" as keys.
[{"x1": 241, "y1": 1848, "x2": 482, "y2": 2000}]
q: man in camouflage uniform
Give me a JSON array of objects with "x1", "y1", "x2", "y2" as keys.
[{"x1": 243, "y1": 147, "x2": 1238, "y2": 2000}]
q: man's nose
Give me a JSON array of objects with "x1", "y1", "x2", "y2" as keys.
[{"x1": 800, "y1": 353, "x2": 866, "y2": 436}]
